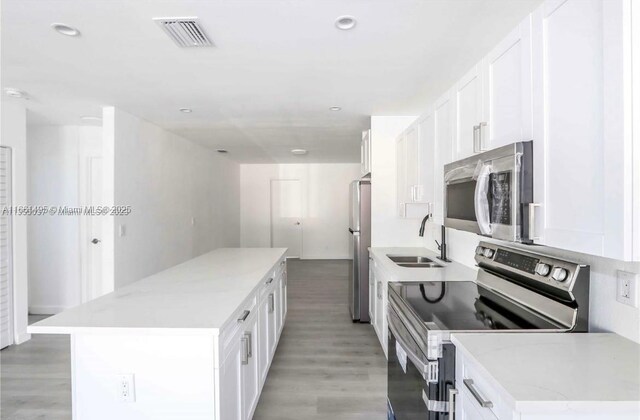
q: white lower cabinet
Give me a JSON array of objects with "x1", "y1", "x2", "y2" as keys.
[
  {"x1": 456, "y1": 351, "x2": 507, "y2": 420},
  {"x1": 219, "y1": 259, "x2": 287, "y2": 420},
  {"x1": 368, "y1": 257, "x2": 376, "y2": 322},
  {"x1": 369, "y1": 254, "x2": 389, "y2": 359}
]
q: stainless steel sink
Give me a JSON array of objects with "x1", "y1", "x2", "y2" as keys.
[
  {"x1": 386, "y1": 255, "x2": 443, "y2": 268},
  {"x1": 396, "y1": 262, "x2": 443, "y2": 268}
]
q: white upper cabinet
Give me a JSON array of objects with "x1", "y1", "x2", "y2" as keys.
[
  {"x1": 530, "y1": 0, "x2": 638, "y2": 260},
  {"x1": 455, "y1": 65, "x2": 484, "y2": 159},
  {"x1": 417, "y1": 113, "x2": 435, "y2": 208},
  {"x1": 483, "y1": 16, "x2": 533, "y2": 149},
  {"x1": 396, "y1": 132, "x2": 407, "y2": 217},
  {"x1": 395, "y1": 114, "x2": 436, "y2": 219},
  {"x1": 432, "y1": 91, "x2": 455, "y2": 224},
  {"x1": 361, "y1": 129, "x2": 372, "y2": 176}
]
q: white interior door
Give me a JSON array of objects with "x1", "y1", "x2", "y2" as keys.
[
  {"x1": 88, "y1": 157, "x2": 103, "y2": 300},
  {"x1": 270, "y1": 179, "x2": 302, "y2": 258},
  {"x1": 0, "y1": 146, "x2": 14, "y2": 349},
  {"x1": 80, "y1": 155, "x2": 105, "y2": 303}
]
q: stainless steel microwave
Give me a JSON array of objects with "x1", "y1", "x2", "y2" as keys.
[{"x1": 443, "y1": 141, "x2": 534, "y2": 243}]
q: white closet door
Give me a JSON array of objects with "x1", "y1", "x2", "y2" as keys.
[{"x1": 0, "y1": 146, "x2": 14, "y2": 349}]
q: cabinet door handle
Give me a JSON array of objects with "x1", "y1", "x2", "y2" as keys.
[
  {"x1": 528, "y1": 203, "x2": 542, "y2": 241},
  {"x1": 244, "y1": 332, "x2": 252, "y2": 359},
  {"x1": 266, "y1": 277, "x2": 274, "y2": 285},
  {"x1": 237, "y1": 310, "x2": 250, "y2": 323},
  {"x1": 241, "y1": 336, "x2": 249, "y2": 365},
  {"x1": 472, "y1": 125, "x2": 480, "y2": 153},
  {"x1": 478, "y1": 122, "x2": 488, "y2": 152},
  {"x1": 463, "y1": 379, "x2": 493, "y2": 408},
  {"x1": 449, "y1": 388, "x2": 458, "y2": 419},
  {"x1": 268, "y1": 293, "x2": 275, "y2": 313},
  {"x1": 377, "y1": 281, "x2": 382, "y2": 299}
]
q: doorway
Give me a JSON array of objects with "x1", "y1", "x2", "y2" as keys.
[{"x1": 270, "y1": 179, "x2": 303, "y2": 258}]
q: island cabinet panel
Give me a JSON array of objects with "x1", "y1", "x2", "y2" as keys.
[
  {"x1": 219, "y1": 329, "x2": 243, "y2": 420},
  {"x1": 72, "y1": 334, "x2": 217, "y2": 420},
  {"x1": 240, "y1": 311, "x2": 260, "y2": 420}
]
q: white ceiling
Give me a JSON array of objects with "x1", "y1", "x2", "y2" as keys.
[{"x1": 2, "y1": 0, "x2": 541, "y2": 163}]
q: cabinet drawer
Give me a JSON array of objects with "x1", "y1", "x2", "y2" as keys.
[
  {"x1": 460, "y1": 387, "x2": 498, "y2": 420},
  {"x1": 460, "y1": 356, "x2": 509, "y2": 420},
  {"x1": 221, "y1": 294, "x2": 258, "y2": 349}
]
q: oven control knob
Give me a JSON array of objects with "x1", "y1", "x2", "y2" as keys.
[
  {"x1": 551, "y1": 267, "x2": 569, "y2": 282},
  {"x1": 535, "y1": 263, "x2": 551, "y2": 277},
  {"x1": 483, "y1": 248, "x2": 495, "y2": 258},
  {"x1": 483, "y1": 317, "x2": 494, "y2": 328},
  {"x1": 475, "y1": 246, "x2": 485, "y2": 256}
]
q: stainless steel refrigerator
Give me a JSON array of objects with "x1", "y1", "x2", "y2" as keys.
[{"x1": 348, "y1": 178, "x2": 371, "y2": 323}]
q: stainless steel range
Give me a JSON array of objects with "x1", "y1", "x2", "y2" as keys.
[{"x1": 387, "y1": 241, "x2": 590, "y2": 420}]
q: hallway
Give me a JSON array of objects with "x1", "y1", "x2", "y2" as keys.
[{"x1": 254, "y1": 259, "x2": 387, "y2": 420}]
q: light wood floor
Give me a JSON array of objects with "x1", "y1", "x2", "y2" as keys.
[
  {"x1": 0, "y1": 260, "x2": 387, "y2": 420},
  {"x1": 253, "y1": 259, "x2": 387, "y2": 420}
]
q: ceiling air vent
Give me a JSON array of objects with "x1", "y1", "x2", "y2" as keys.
[{"x1": 153, "y1": 17, "x2": 213, "y2": 48}]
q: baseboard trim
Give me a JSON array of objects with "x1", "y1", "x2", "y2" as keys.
[
  {"x1": 29, "y1": 305, "x2": 68, "y2": 315},
  {"x1": 15, "y1": 332, "x2": 31, "y2": 345}
]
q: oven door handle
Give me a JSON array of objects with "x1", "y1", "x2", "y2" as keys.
[
  {"x1": 474, "y1": 164, "x2": 492, "y2": 235},
  {"x1": 388, "y1": 310, "x2": 430, "y2": 378}
]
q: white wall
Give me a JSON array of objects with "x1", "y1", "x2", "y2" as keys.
[
  {"x1": 26, "y1": 125, "x2": 102, "y2": 314},
  {"x1": 240, "y1": 163, "x2": 361, "y2": 259},
  {"x1": 0, "y1": 101, "x2": 30, "y2": 344},
  {"x1": 112, "y1": 109, "x2": 240, "y2": 288},
  {"x1": 370, "y1": 116, "x2": 418, "y2": 247}
]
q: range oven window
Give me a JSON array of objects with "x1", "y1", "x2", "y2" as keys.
[{"x1": 446, "y1": 180, "x2": 477, "y2": 221}]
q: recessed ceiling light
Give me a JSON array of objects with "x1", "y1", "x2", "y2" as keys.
[
  {"x1": 329, "y1": 106, "x2": 342, "y2": 111},
  {"x1": 216, "y1": 149, "x2": 228, "y2": 153},
  {"x1": 179, "y1": 108, "x2": 192, "y2": 113},
  {"x1": 335, "y1": 15, "x2": 357, "y2": 30},
  {"x1": 3, "y1": 88, "x2": 28, "y2": 99},
  {"x1": 80, "y1": 115, "x2": 102, "y2": 122},
  {"x1": 291, "y1": 149, "x2": 308, "y2": 155},
  {"x1": 51, "y1": 23, "x2": 81, "y2": 37}
]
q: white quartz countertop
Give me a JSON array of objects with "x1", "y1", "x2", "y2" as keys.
[
  {"x1": 28, "y1": 248, "x2": 287, "y2": 336},
  {"x1": 451, "y1": 333, "x2": 640, "y2": 410},
  {"x1": 369, "y1": 247, "x2": 477, "y2": 282}
]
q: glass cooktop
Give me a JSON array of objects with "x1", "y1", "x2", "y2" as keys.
[{"x1": 389, "y1": 281, "x2": 563, "y2": 332}]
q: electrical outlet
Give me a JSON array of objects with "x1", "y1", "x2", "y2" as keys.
[
  {"x1": 117, "y1": 374, "x2": 135, "y2": 402},
  {"x1": 616, "y1": 271, "x2": 638, "y2": 307}
]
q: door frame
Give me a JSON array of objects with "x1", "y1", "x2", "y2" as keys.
[
  {"x1": 269, "y1": 178, "x2": 303, "y2": 258},
  {"x1": 0, "y1": 146, "x2": 15, "y2": 348}
]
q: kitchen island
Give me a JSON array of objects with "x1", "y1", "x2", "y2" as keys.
[{"x1": 29, "y1": 248, "x2": 288, "y2": 420}]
